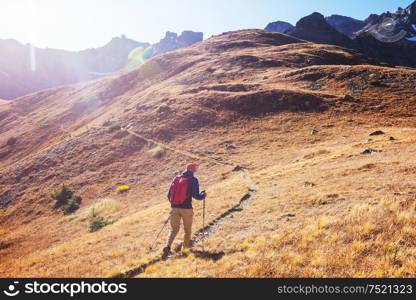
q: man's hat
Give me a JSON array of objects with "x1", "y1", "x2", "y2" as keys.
[{"x1": 187, "y1": 163, "x2": 197, "y2": 172}]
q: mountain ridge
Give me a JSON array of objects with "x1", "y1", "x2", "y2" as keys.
[
  {"x1": 265, "y1": 0, "x2": 416, "y2": 68},
  {"x1": 285, "y1": 12, "x2": 355, "y2": 48},
  {"x1": 0, "y1": 31, "x2": 203, "y2": 100},
  {"x1": 325, "y1": 14, "x2": 365, "y2": 37},
  {"x1": 265, "y1": 21, "x2": 294, "y2": 33}
]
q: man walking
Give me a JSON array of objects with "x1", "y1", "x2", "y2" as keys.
[{"x1": 163, "y1": 163, "x2": 207, "y2": 256}]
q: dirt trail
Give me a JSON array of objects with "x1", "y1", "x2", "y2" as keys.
[
  {"x1": 123, "y1": 125, "x2": 235, "y2": 167},
  {"x1": 192, "y1": 169, "x2": 256, "y2": 245},
  {"x1": 113, "y1": 127, "x2": 258, "y2": 278}
]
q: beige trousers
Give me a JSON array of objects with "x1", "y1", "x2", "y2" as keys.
[{"x1": 167, "y1": 208, "x2": 194, "y2": 248}]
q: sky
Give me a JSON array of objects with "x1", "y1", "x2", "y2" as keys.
[{"x1": 0, "y1": 0, "x2": 412, "y2": 51}]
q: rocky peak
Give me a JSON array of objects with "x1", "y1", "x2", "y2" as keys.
[
  {"x1": 325, "y1": 15, "x2": 365, "y2": 37},
  {"x1": 405, "y1": 0, "x2": 416, "y2": 23},
  {"x1": 151, "y1": 31, "x2": 203, "y2": 56},
  {"x1": 178, "y1": 31, "x2": 203, "y2": 46},
  {"x1": 264, "y1": 21, "x2": 294, "y2": 33},
  {"x1": 356, "y1": 0, "x2": 416, "y2": 41},
  {"x1": 285, "y1": 12, "x2": 354, "y2": 48},
  {"x1": 266, "y1": 1, "x2": 416, "y2": 68},
  {"x1": 296, "y1": 12, "x2": 327, "y2": 28}
]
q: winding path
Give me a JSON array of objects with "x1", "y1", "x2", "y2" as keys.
[{"x1": 113, "y1": 126, "x2": 258, "y2": 278}]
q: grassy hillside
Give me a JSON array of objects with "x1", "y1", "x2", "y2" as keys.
[{"x1": 1, "y1": 30, "x2": 416, "y2": 277}]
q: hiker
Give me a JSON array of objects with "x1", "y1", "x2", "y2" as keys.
[{"x1": 163, "y1": 163, "x2": 207, "y2": 255}]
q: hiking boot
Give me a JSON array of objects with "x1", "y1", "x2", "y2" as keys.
[
  {"x1": 174, "y1": 243, "x2": 182, "y2": 252},
  {"x1": 162, "y1": 246, "x2": 171, "y2": 259}
]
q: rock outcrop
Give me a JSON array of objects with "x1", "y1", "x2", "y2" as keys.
[
  {"x1": 265, "y1": 21, "x2": 294, "y2": 33},
  {"x1": 285, "y1": 12, "x2": 355, "y2": 48},
  {"x1": 269, "y1": 1, "x2": 416, "y2": 68},
  {"x1": 325, "y1": 15, "x2": 365, "y2": 37},
  {"x1": 150, "y1": 31, "x2": 203, "y2": 56}
]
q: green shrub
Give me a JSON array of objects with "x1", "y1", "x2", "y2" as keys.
[
  {"x1": 51, "y1": 184, "x2": 82, "y2": 214},
  {"x1": 89, "y1": 209, "x2": 117, "y2": 232},
  {"x1": 61, "y1": 199, "x2": 80, "y2": 215},
  {"x1": 51, "y1": 184, "x2": 74, "y2": 206},
  {"x1": 73, "y1": 194, "x2": 82, "y2": 204}
]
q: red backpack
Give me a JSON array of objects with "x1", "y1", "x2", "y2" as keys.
[{"x1": 169, "y1": 176, "x2": 190, "y2": 205}]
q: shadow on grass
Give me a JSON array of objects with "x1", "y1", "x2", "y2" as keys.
[
  {"x1": 191, "y1": 250, "x2": 226, "y2": 262},
  {"x1": 112, "y1": 168, "x2": 256, "y2": 278}
]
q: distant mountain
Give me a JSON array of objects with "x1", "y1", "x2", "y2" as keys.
[
  {"x1": 351, "y1": 2, "x2": 416, "y2": 68},
  {"x1": 356, "y1": 2, "x2": 416, "y2": 42},
  {"x1": 268, "y1": 1, "x2": 416, "y2": 68},
  {"x1": 151, "y1": 31, "x2": 203, "y2": 56},
  {"x1": 265, "y1": 21, "x2": 294, "y2": 33},
  {"x1": 325, "y1": 3, "x2": 416, "y2": 42},
  {"x1": 0, "y1": 31, "x2": 203, "y2": 100},
  {"x1": 0, "y1": 36, "x2": 149, "y2": 99},
  {"x1": 285, "y1": 12, "x2": 354, "y2": 48},
  {"x1": 325, "y1": 15, "x2": 365, "y2": 37}
]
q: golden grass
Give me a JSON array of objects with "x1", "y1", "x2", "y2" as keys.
[
  {"x1": 2, "y1": 30, "x2": 416, "y2": 278},
  {"x1": 0, "y1": 169, "x2": 247, "y2": 277},
  {"x1": 210, "y1": 197, "x2": 416, "y2": 278},
  {"x1": 135, "y1": 125, "x2": 416, "y2": 278},
  {"x1": 4, "y1": 117, "x2": 416, "y2": 278},
  {"x1": 148, "y1": 146, "x2": 166, "y2": 159},
  {"x1": 139, "y1": 197, "x2": 416, "y2": 278},
  {"x1": 68, "y1": 198, "x2": 124, "y2": 222}
]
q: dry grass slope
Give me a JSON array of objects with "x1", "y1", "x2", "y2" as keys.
[{"x1": 0, "y1": 30, "x2": 416, "y2": 277}]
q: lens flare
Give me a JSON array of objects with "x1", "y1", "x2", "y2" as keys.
[
  {"x1": 30, "y1": 45, "x2": 36, "y2": 72},
  {"x1": 126, "y1": 46, "x2": 153, "y2": 68},
  {"x1": 370, "y1": 17, "x2": 407, "y2": 43}
]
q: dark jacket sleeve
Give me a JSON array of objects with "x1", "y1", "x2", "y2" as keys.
[
  {"x1": 167, "y1": 179, "x2": 173, "y2": 200},
  {"x1": 191, "y1": 178, "x2": 205, "y2": 200}
]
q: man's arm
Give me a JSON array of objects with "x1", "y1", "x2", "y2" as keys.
[{"x1": 191, "y1": 178, "x2": 206, "y2": 200}]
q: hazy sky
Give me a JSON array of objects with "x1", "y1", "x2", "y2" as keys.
[{"x1": 0, "y1": 0, "x2": 412, "y2": 51}]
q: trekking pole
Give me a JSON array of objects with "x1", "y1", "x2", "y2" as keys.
[
  {"x1": 202, "y1": 195, "x2": 206, "y2": 252},
  {"x1": 149, "y1": 216, "x2": 171, "y2": 251}
]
